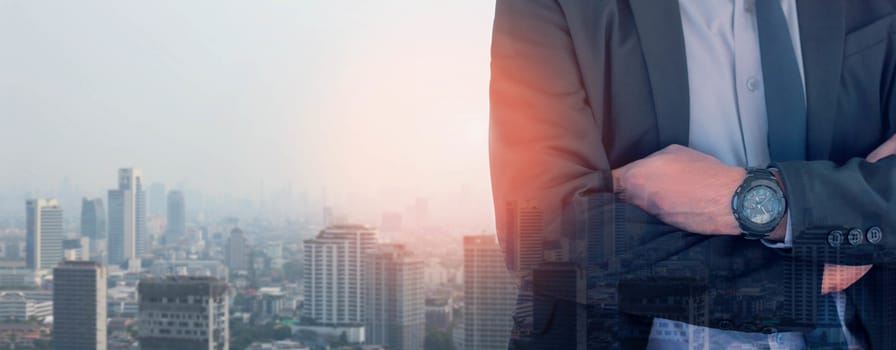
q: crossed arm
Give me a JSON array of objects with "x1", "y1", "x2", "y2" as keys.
[{"x1": 612, "y1": 135, "x2": 896, "y2": 293}]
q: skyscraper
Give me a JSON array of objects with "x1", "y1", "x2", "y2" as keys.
[
  {"x1": 165, "y1": 190, "x2": 185, "y2": 243},
  {"x1": 365, "y1": 244, "x2": 425, "y2": 350},
  {"x1": 107, "y1": 168, "x2": 146, "y2": 265},
  {"x1": 304, "y1": 225, "x2": 378, "y2": 324},
  {"x1": 148, "y1": 182, "x2": 166, "y2": 217},
  {"x1": 504, "y1": 200, "x2": 544, "y2": 276},
  {"x1": 52, "y1": 261, "x2": 107, "y2": 350},
  {"x1": 80, "y1": 198, "x2": 106, "y2": 240},
  {"x1": 463, "y1": 235, "x2": 515, "y2": 350},
  {"x1": 225, "y1": 227, "x2": 248, "y2": 272},
  {"x1": 25, "y1": 198, "x2": 64, "y2": 271},
  {"x1": 137, "y1": 276, "x2": 228, "y2": 350},
  {"x1": 81, "y1": 198, "x2": 106, "y2": 259}
]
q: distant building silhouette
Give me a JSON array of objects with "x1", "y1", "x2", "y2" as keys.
[
  {"x1": 504, "y1": 201, "x2": 544, "y2": 276},
  {"x1": 53, "y1": 261, "x2": 106, "y2": 350},
  {"x1": 25, "y1": 198, "x2": 63, "y2": 271},
  {"x1": 225, "y1": 228, "x2": 249, "y2": 272},
  {"x1": 80, "y1": 198, "x2": 106, "y2": 258},
  {"x1": 165, "y1": 190, "x2": 186, "y2": 243},
  {"x1": 148, "y1": 182, "x2": 166, "y2": 217},
  {"x1": 107, "y1": 168, "x2": 146, "y2": 266},
  {"x1": 80, "y1": 198, "x2": 106, "y2": 239}
]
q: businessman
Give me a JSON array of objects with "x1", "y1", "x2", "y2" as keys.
[{"x1": 490, "y1": 0, "x2": 896, "y2": 348}]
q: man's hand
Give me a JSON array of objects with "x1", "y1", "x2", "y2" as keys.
[
  {"x1": 612, "y1": 144, "x2": 745, "y2": 235},
  {"x1": 821, "y1": 133, "x2": 896, "y2": 294}
]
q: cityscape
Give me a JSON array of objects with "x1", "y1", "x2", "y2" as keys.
[
  {"x1": 2, "y1": 1, "x2": 500, "y2": 349},
  {"x1": 0, "y1": 167, "x2": 515, "y2": 350}
]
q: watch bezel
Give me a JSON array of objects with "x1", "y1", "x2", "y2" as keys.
[{"x1": 732, "y1": 168, "x2": 787, "y2": 239}]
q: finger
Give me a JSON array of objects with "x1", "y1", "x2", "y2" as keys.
[
  {"x1": 822, "y1": 264, "x2": 873, "y2": 294},
  {"x1": 867, "y1": 134, "x2": 896, "y2": 163}
]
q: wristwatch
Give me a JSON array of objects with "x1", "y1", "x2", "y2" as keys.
[{"x1": 731, "y1": 168, "x2": 787, "y2": 239}]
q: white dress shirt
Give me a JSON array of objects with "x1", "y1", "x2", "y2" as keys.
[{"x1": 647, "y1": 1, "x2": 862, "y2": 349}]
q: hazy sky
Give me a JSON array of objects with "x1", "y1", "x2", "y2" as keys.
[{"x1": 1, "y1": 1, "x2": 496, "y2": 217}]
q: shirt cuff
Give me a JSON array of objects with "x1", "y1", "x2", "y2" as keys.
[{"x1": 761, "y1": 212, "x2": 793, "y2": 249}]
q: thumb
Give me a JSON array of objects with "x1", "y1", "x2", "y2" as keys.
[{"x1": 867, "y1": 134, "x2": 896, "y2": 163}]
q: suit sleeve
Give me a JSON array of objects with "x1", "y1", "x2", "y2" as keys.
[
  {"x1": 775, "y1": 155, "x2": 896, "y2": 265},
  {"x1": 775, "y1": 36, "x2": 896, "y2": 266},
  {"x1": 490, "y1": 0, "x2": 819, "y2": 333}
]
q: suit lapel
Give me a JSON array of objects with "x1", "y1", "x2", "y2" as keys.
[
  {"x1": 797, "y1": 0, "x2": 844, "y2": 160},
  {"x1": 629, "y1": 0, "x2": 690, "y2": 148}
]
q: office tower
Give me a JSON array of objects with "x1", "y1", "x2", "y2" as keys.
[
  {"x1": 165, "y1": 190, "x2": 186, "y2": 243},
  {"x1": 225, "y1": 228, "x2": 249, "y2": 272},
  {"x1": 365, "y1": 244, "x2": 425, "y2": 350},
  {"x1": 52, "y1": 261, "x2": 107, "y2": 350},
  {"x1": 25, "y1": 198, "x2": 64, "y2": 271},
  {"x1": 138, "y1": 276, "x2": 229, "y2": 350},
  {"x1": 81, "y1": 198, "x2": 106, "y2": 259},
  {"x1": 80, "y1": 198, "x2": 106, "y2": 241},
  {"x1": 148, "y1": 182, "x2": 166, "y2": 217},
  {"x1": 107, "y1": 168, "x2": 146, "y2": 265},
  {"x1": 303, "y1": 225, "x2": 378, "y2": 324},
  {"x1": 463, "y1": 235, "x2": 515, "y2": 350},
  {"x1": 504, "y1": 200, "x2": 544, "y2": 275}
]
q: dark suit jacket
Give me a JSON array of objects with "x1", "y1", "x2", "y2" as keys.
[{"x1": 489, "y1": 0, "x2": 896, "y2": 348}]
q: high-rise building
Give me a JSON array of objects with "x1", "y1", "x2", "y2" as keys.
[
  {"x1": 463, "y1": 235, "x2": 515, "y2": 350},
  {"x1": 364, "y1": 244, "x2": 425, "y2": 350},
  {"x1": 148, "y1": 182, "x2": 166, "y2": 217},
  {"x1": 303, "y1": 225, "x2": 378, "y2": 324},
  {"x1": 80, "y1": 198, "x2": 106, "y2": 240},
  {"x1": 504, "y1": 200, "x2": 544, "y2": 276},
  {"x1": 80, "y1": 198, "x2": 106, "y2": 260},
  {"x1": 165, "y1": 190, "x2": 186, "y2": 243},
  {"x1": 52, "y1": 261, "x2": 107, "y2": 350},
  {"x1": 225, "y1": 228, "x2": 248, "y2": 272},
  {"x1": 137, "y1": 276, "x2": 229, "y2": 350},
  {"x1": 25, "y1": 198, "x2": 64, "y2": 271},
  {"x1": 107, "y1": 168, "x2": 146, "y2": 265}
]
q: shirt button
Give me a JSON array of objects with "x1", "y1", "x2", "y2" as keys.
[
  {"x1": 776, "y1": 333, "x2": 785, "y2": 344},
  {"x1": 746, "y1": 76, "x2": 760, "y2": 91}
]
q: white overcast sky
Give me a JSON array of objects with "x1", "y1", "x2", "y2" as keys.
[{"x1": 1, "y1": 1, "x2": 496, "y2": 211}]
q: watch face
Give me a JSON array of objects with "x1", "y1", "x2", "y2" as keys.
[{"x1": 741, "y1": 185, "x2": 783, "y2": 225}]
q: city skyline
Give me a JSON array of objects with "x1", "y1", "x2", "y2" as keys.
[
  {"x1": 1, "y1": 2, "x2": 507, "y2": 349},
  {"x1": 1, "y1": 1, "x2": 497, "y2": 230}
]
